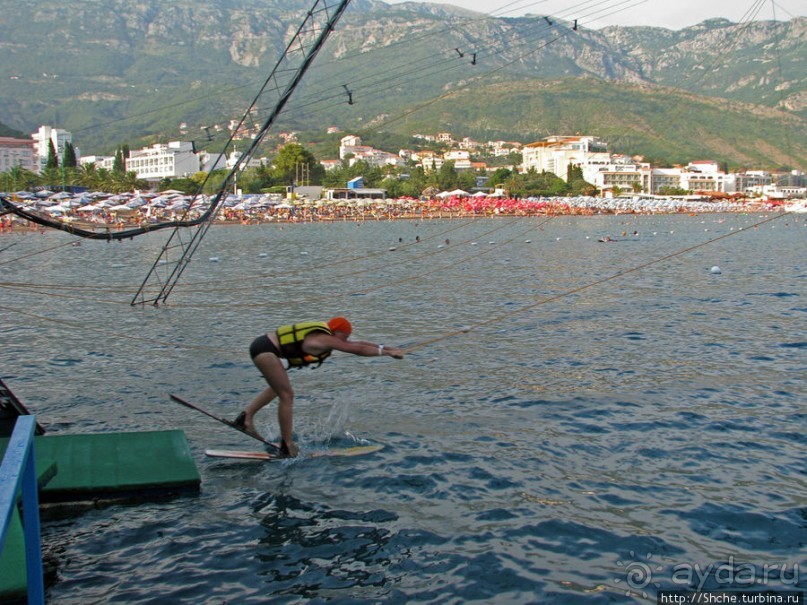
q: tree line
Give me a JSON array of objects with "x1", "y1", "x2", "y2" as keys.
[
  {"x1": 1, "y1": 142, "x2": 147, "y2": 194},
  {"x1": 1, "y1": 142, "x2": 598, "y2": 199}
]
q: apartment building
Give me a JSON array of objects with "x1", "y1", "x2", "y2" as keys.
[
  {"x1": 31, "y1": 125, "x2": 74, "y2": 173},
  {"x1": 0, "y1": 137, "x2": 36, "y2": 173},
  {"x1": 521, "y1": 135, "x2": 610, "y2": 181},
  {"x1": 125, "y1": 141, "x2": 199, "y2": 182},
  {"x1": 78, "y1": 155, "x2": 116, "y2": 171},
  {"x1": 444, "y1": 150, "x2": 472, "y2": 171},
  {"x1": 338, "y1": 135, "x2": 403, "y2": 168}
]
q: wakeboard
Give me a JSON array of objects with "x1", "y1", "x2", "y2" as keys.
[
  {"x1": 170, "y1": 394, "x2": 281, "y2": 454},
  {"x1": 205, "y1": 444, "x2": 384, "y2": 461}
]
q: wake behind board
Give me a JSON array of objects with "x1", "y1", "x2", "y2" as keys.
[
  {"x1": 205, "y1": 444, "x2": 384, "y2": 461},
  {"x1": 170, "y1": 394, "x2": 281, "y2": 454}
]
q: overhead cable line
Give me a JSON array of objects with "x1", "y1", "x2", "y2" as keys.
[
  {"x1": 6, "y1": 213, "x2": 796, "y2": 360},
  {"x1": 57, "y1": 0, "x2": 638, "y2": 144},
  {"x1": 403, "y1": 211, "x2": 793, "y2": 354}
]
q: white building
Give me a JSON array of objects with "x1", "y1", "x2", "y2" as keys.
[
  {"x1": 320, "y1": 159, "x2": 341, "y2": 172},
  {"x1": 198, "y1": 151, "x2": 227, "y2": 174},
  {"x1": 735, "y1": 171, "x2": 773, "y2": 192},
  {"x1": 458, "y1": 137, "x2": 482, "y2": 150},
  {"x1": 749, "y1": 184, "x2": 806, "y2": 200},
  {"x1": 419, "y1": 152, "x2": 444, "y2": 172},
  {"x1": 524, "y1": 141, "x2": 746, "y2": 195},
  {"x1": 339, "y1": 135, "x2": 403, "y2": 169},
  {"x1": 0, "y1": 137, "x2": 37, "y2": 173},
  {"x1": 79, "y1": 155, "x2": 116, "y2": 172},
  {"x1": 489, "y1": 140, "x2": 523, "y2": 157},
  {"x1": 126, "y1": 141, "x2": 199, "y2": 182},
  {"x1": 588, "y1": 161, "x2": 651, "y2": 194},
  {"x1": 521, "y1": 135, "x2": 610, "y2": 181},
  {"x1": 31, "y1": 125, "x2": 74, "y2": 173},
  {"x1": 444, "y1": 150, "x2": 472, "y2": 171}
]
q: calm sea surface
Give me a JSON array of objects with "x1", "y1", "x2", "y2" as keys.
[{"x1": 2, "y1": 212, "x2": 805, "y2": 603}]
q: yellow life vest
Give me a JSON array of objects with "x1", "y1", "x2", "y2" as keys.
[{"x1": 276, "y1": 321, "x2": 333, "y2": 368}]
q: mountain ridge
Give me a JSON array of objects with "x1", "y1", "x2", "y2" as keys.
[{"x1": 0, "y1": 1, "x2": 803, "y2": 169}]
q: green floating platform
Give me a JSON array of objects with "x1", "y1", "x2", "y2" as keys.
[
  {"x1": 33, "y1": 429, "x2": 201, "y2": 503},
  {"x1": 0, "y1": 429, "x2": 200, "y2": 504},
  {"x1": 1, "y1": 429, "x2": 200, "y2": 602},
  {"x1": 0, "y1": 508, "x2": 27, "y2": 602},
  {"x1": 0, "y1": 457, "x2": 56, "y2": 602}
]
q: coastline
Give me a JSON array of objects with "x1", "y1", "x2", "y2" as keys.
[{"x1": 2, "y1": 193, "x2": 794, "y2": 234}]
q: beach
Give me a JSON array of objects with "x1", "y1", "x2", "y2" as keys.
[{"x1": 3, "y1": 190, "x2": 796, "y2": 235}]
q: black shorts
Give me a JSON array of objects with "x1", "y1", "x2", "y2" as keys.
[{"x1": 249, "y1": 333, "x2": 281, "y2": 360}]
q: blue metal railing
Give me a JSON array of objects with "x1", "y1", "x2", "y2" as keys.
[{"x1": 0, "y1": 416, "x2": 45, "y2": 604}]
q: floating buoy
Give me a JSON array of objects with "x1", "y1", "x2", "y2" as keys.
[{"x1": 710, "y1": 266, "x2": 722, "y2": 274}]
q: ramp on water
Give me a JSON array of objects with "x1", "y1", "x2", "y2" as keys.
[{"x1": 1, "y1": 412, "x2": 200, "y2": 602}]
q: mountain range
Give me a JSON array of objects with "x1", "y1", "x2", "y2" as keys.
[{"x1": 0, "y1": 0, "x2": 804, "y2": 169}]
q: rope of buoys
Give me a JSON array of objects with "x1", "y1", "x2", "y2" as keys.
[
  {"x1": 0, "y1": 303, "x2": 243, "y2": 356},
  {"x1": 402, "y1": 211, "x2": 792, "y2": 354},
  {"x1": 4, "y1": 212, "x2": 794, "y2": 359},
  {"x1": 148, "y1": 216, "x2": 538, "y2": 307},
  {"x1": 332, "y1": 216, "x2": 556, "y2": 301},
  {"x1": 0, "y1": 282, "x2": 134, "y2": 306},
  {"x1": 0, "y1": 216, "x2": 493, "y2": 304},
  {"x1": 0, "y1": 216, "x2": 554, "y2": 357},
  {"x1": 0, "y1": 241, "x2": 77, "y2": 267},
  {"x1": 171, "y1": 215, "x2": 486, "y2": 291}
]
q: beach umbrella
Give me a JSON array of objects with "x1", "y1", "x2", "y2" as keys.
[{"x1": 59, "y1": 199, "x2": 84, "y2": 209}]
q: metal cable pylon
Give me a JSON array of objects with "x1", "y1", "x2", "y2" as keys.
[{"x1": 131, "y1": 0, "x2": 352, "y2": 306}]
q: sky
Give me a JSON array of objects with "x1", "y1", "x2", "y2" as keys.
[{"x1": 384, "y1": 0, "x2": 804, "y2": 30}]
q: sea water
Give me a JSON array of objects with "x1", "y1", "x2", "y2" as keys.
[{"x1": 1, "y1": 213, "x2": 804, "y2": 603}]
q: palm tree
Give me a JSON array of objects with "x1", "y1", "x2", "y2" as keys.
[
  {"x1": 111, "y1": 170, "x2": 147, "y2": 193},
  {"x1": 3, "y1": 166, "x2": 38, "y2": 192}
]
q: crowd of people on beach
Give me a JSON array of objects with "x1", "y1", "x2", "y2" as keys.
[{"x1": 0, "y1": 189, "x2": 795, "y2": 232}]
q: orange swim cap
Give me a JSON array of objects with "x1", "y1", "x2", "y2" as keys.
[{"x1": 328, "y1": 316, "x2": 352, "y2": 335}]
